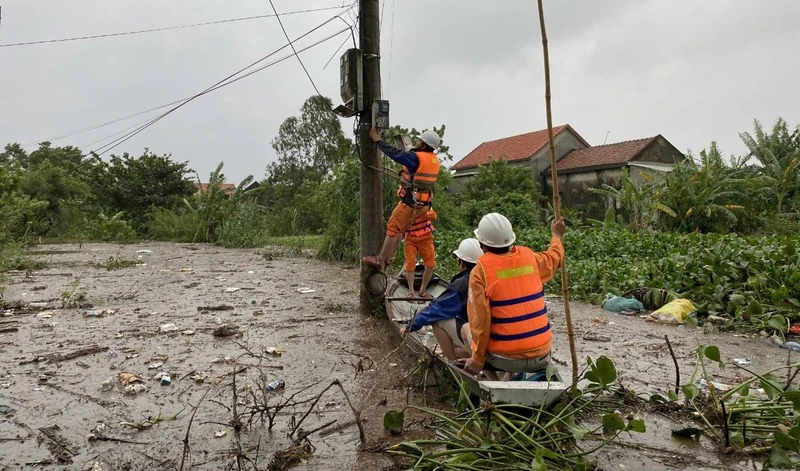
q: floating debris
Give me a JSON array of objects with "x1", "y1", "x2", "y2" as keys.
[{"x1": 159, "y1": 323, "x2": 179, "y2": 333}]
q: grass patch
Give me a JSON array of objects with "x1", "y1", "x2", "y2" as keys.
[
  {"x1": 1, "y1": 244, "x2": 46, "y2": 273},
  {"x1": 263, "y1": 235, "x2": 324, "y2": 251},
  {"x1": 90, "y1": 255, "x2": 140, "y2": 271},
  {"x1": 60, "y1": 278, "x2": 88, "y2": 308}
]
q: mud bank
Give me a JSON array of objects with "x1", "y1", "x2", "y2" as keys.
[
  {"x1": 0, "y1": 243, "x2": 424, "y2": 470},
  {"x1": 0, "y1": 243, "x2": 790, "y2": 470}
]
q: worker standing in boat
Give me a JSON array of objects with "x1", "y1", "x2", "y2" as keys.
[
  {"x1": 402, "y1": 208, "x2": 438, "y2": 300},
  {"x1": 461, "y1": 213, "x2": 566, "y2": 380},
  {"x1": 362, "y1": 127, "x2": 441, "y2": 271},
  {"x1": 400, "y1": 238, "x2": 483, "y2": 360}
]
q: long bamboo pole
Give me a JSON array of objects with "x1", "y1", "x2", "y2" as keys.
[{"x1": 537, "y1": 0, "x2": 579, "y2": 385}]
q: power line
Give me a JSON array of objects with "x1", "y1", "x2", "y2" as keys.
[
  {"x1": 26, "y1": 6, "x2": 354, "y2": 149},
  {"x1": 79, "y1": 116, "x2": 158, "y2": 150},
  {"x1": 24, "y1": 99, "x2": 186, "y2": 146},
  {"x1": 90, "y1": 26, "x2": 350, "y2": 156},
  {"x1": 268, "y1": 0, "x2": 321, "y2": 97},
  {"x1": 0, "y1": 4, "x2": 354, "y2": 48},
  {"x1": 387, "y1": 0, "x2": 396, "y2": 98}
]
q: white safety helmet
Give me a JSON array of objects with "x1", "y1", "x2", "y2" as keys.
[
  {"x1": 419, "y1": 130, "x2": 441, "y2": 150},
  {"x1": 474, "y1": 213, "x2": 516, "y2": 248},
  {"x1": 452, "y1": 238, "x2": 483, "y2": 264}
]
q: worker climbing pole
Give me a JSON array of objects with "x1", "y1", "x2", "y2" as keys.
[
  {"x1": 537, "y1": 0, "x2": 579, "y2": 385},
  {"x1": 358, "y1": 0, "x2": 385, "y2": 316}
]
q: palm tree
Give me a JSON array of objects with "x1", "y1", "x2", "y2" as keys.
[
  {"x1": 739, "y1": 118, "x2": 800, "y2": 213},
  {"x1": 657, "y1": 143, "x2": 758, "y2": 232},
  {"x1": 589, "y1": 167, "x2": 676, "y2": 231}
]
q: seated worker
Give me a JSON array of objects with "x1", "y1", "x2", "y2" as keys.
[
  {"x1": 461, "y1": 213, "x2": 566, "y2": 380},
  {"x1": 400, "y1": 238, "x2": 484, "y2": 360},
  {"x1": 362, "y1": 127, "x2": 441, "y2": 271},
  {"x1": 403, "y1": 208, "x2": 437, "y2": 300}
]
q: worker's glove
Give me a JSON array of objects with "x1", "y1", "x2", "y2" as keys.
[{"x1": 369, "y1": 128, "x2": 381, "y2": 143}]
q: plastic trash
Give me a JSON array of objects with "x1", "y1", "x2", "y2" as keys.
[
  {"x1": 190, "y1": 372, "x2": 210, "y2": 383},
  {"x1": 733, "y1": 358, "x2": 751, "y2": 365},
  {"x1": 124, "y1": 383, "x2": 147, "y2": 396},
  {"x1": 85, "y1": 310, "x2": 101, "y2": 317},
  {"x1": 789, "y1": 323, "x2": 800, "y2": 335},
  {"x1": 100, "y1": 377, "x2": 115, "y2": 391},
  {"x1": 646, "y1": 299, "x2": 696, "y2": 324},
  {"x1": 159, "y1": 323, "x2": 179, "y2": 333},
  {"x1": 160, "y1": 374, "x2": 171, "y2": 386},
  {"x1": 224, "y1": 287, "x2": 240, "y2": 293},
  {"x1": 297, "y1": 287, "x2": 316, "y2": 294},
  {"x1": 214, "y1": 429, "x2": 227, "y2": 438},
  {"x1": 265, "y1": 378, "x2": 285, "y2": 392},
  {"x1": 181, "y1": 330, "x2": 195, "y2": 335},
  {"x1": 136, "y1": 250, "x2": 152, "y2": 254},
  {"x1": 779, "y1": 341, "x2": 800, "y2": 352},
  {"x1": 699, "y1": 378, "x2": 732, "y2": 393},
  {"x1": 601, "y1": 294, "x2": 644, "y2": 313},
  {"x1": 263, "y1": 346, "x2": 282, "y2": 357}
]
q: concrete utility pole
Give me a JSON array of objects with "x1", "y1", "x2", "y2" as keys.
[{"x1": 358, "y1": 0, "x2": 384, "y2": 316}]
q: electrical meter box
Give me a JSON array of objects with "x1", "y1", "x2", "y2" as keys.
[
  {"x1": 339, "y1": 49, "x2": 363, "y2": 113},
  {"x1": 372, "y1": 100, "x2": 390, "y2": 139}
]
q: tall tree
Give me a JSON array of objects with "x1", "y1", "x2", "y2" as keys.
[
  {"x1": 739, "y1": 118, "x2": 800, "y2": 213},
  {"x1": 95, "y1": 149, "x2": 196, "y2": 231},
  {"x1": 263, "y1": 95, "x2": 352, "y2": 234},
  {"x1": 268, "y1": 95, "x2": 351, "y2": 187},
  {"x1": 459, "y1": 158, "x2": 537, "y2": 202}
]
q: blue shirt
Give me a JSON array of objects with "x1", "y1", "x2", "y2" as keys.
[
  {"x1": 378, "y1": 141, "x2": 419, "y2": 173},
  {"x1": 409, "y1": 268, "x2": 472, "y2": 332}
]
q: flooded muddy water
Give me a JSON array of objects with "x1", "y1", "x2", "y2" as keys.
[{"x1": 0, "y1": 243, "x2": 789, "y2": 470}]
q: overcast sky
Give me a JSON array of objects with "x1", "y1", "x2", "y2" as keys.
[{"x1": 2, "y1": 0, "x2": 798, "y2": 183}]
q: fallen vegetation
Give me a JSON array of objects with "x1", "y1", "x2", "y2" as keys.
[{"x1": 385, "y1": 347, "x2": 800, "y2": 469}]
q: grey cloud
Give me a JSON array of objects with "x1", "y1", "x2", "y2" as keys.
[{"x1": 1, "y1": 0, "x2": 798, "y2": 184}]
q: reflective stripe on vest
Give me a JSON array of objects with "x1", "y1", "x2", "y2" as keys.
[
  {"x1": 397, "y1": 151, "x2": 440, "y2": 204},
  {"x1": 405, "y1": 217, "x2": 434, "y2": 237},
  {"x1": 479, "y1": 246, "x2": 551, "y2": 355}
]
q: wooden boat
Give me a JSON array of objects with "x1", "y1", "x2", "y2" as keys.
[{"x1": 385, "y1": 265, "x2": 568, "y2": 407}]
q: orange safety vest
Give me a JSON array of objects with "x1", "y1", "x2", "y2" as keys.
[
  {"x1": 405, "y1": 210, "x2": 436, "y2": 238},
  {"x1": 479, "y1": 246, "x2": 551, "y2": 356},
  {"x1": 398, "y1": 151, "x2": 440, "y2": 206}
]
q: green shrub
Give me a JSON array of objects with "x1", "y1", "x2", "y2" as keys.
[
  {"x1": 217, "y1": 203, "x2": 270, "y2": 248},
  {"x1": 319, "y1": 158, "x2": 360, "y2": 262},
  {"x1": 146, "y1": 207, "x2": 201, "y2": 242},
  {"x1": 461, "y1": 192, "x2": 543, "y2": 231},
  {"x1": 82, "y1": 212, "x2": 137, "y2": 242}
]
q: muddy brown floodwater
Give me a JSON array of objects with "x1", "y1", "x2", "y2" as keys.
[{"x1": 0, "y1": 243, "x2": 790, "y2": 470}]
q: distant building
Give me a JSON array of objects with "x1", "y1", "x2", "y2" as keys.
[
  {"x1": 450, "y1": 126, "x2": 684, "y2": 210},
  {"x1": 542, "y1": 135, "x2": 685, "y2": 208},
  {"x1": 195, "y1": 182, "x2": 236, "y2": 197},
  {"x1": 450, "y1": 124, "x2": 589, "y2": 193}
]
